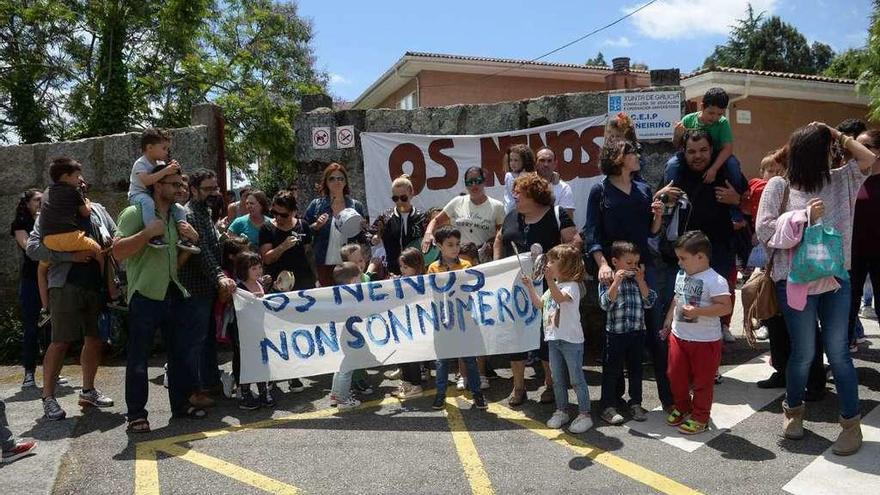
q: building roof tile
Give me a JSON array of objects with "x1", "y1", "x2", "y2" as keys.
[{"x1": 682, "y1": 66, "x2": 856, "y2": 84}]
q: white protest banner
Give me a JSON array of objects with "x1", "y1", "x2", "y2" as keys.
[
  {"x1": 236, "y1": 255, "x2": 540, "y2": 383},
  {"x1": 607, "y1": 91, "x2": 681, "y2": 141},
  {"x1": 361, "y1": 115, "x2": 607, "y2": 230}
]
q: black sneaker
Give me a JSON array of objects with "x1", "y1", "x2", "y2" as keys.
[
  {"x1": 353, "y1": 378, "x2": 373, "y2": 395},
  {"x1": 176, "y1": 239, "x2": 202, "y2": 254},
  {"x1": 238, "y1": 388, "x2": 260, "y2": 410},
  {"x1": 148, "y1": 237, "x2": 169, "y2": 249},
  {"x1": 432, "y1": 394, "x2": 446, "y2": 410},
  {"x1": 288, "y1": 378, "x2": 305, "y2": 393},
  {"x1": 756, "y1": 372, "x2": 786, "y2": 389},
  {"x1": 258, "y1": 384, "x2": 276, "y2": 408},
  {"x1": 473, "y1": 393, "x2": 488, "y2": 410},
  {"x1": 37, "y1": 309, "x2": 51, "y2": 328}
]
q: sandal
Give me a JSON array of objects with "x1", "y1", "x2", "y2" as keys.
[
  {"x1": 678, "y1": 418, "x2": 708, "y2": 435},
  {"x1": 508, "y1": 389, "x2": 526, "y2": 407},
  {"x1": 665, "y1": 408, "x2": 686, "y2": 426},
  {"x1": 126, "y1": 418, "x2": 151, "y2": 433},
  {"x1": 173, "y1": 406, "x2": 207, "y2": 419}
]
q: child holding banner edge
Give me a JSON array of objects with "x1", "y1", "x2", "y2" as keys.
[
  {"x1": 428, "y1": 226, "x2": 488, "y2": 411},
  {"x1": 329, "y1": 262, "x2": 365, "y2": 410},
  {"x1": 522, "y1": 244, "x2": 593, "y2": 433}
]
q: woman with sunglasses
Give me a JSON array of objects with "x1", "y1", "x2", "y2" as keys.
[
  {"x1": 259, "y1": 190, "x2": 315, "y2": 291},
  {"x1": 421, "y1": 166, "x2": 505, "y2": 265},
  {"x1": 372, "y1": 174, "x2": 427, "y2": 276},
  {"x1": 303, "y1": 162, "x2": 368, "y2": 287}
]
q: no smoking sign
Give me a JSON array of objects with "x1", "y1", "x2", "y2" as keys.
[{"x1": 336, "y1": 125, "x2": 355, "y2": 149}]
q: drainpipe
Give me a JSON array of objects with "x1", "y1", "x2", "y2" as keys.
[
  {"x1": 726, "y1": 74, "x2": 752, "y2": 118},
  {"x1": 415, "y1": 73, "x2": 421, "y2": 108}
]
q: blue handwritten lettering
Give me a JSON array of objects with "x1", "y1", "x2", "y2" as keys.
[
  {"x1": 260, "y1": 331, "x2": 289, "y2": 363},
  {"x1": 477, "y1": 291, "x2": 496, "y2": 325},
  {"x1": 388, "y1": 307, "x2": 413, "y2": 342},
  {"x1": 315, "y1": 322, "x2": 339, "y2": 356},
  {"x1": 496, "y1": 288, "x2": 514, "y2": 323},
  {"x1": 333, "y1": 283, "x2": 364, "y2": 305},
  {"x1": 429, "y1": 272, "x2": 456, "y2": 293},
  {"x1": 460, "y1": 269, "x2": 486, "y2": 293},
  {"x1": 345, "y1": 316, "x2": 365, "y2": 349},
  {"x1": 513, "y1": 285, "x2": 530, "y2": 318},
  {"x1": 294, "y1": 290, "x2": 316, "y2": 312},
  {"x1": 367, "y1": 281, "x2": 388, "y2": 301},
  {"x1": 456, "y1": 295, "x2": 476, "y2": 331},
  {"x1": 291, "y1": 329, "x2": 315, "y2": 359},
  {"x1": 262, "y1": 294, "x2": 289, "y2": 312},
  {"x1": 367, "y1": 314, "x2": 390, "y2": 345},
  {"x1": 416, "y1": 303, "x2": 438, "y2": 334}
]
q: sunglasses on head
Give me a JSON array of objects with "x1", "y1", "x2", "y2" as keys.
[
  {"x1": 464, "y1": 176, "x2": 485, "y2": 186},
  {"x1": 391, "y1": 194, "x2": 409, "y2": 202},
  {"x1": 270, "y1": 209, "x2": 291, "y2": 218}
]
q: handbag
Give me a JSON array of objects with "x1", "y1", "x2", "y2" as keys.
[
  {"x1": 740, "y1": 181, "x2": 789, "y2": 347},
  {"x1": 789, "y1": 222, "x2": 849, "y2": 284}
]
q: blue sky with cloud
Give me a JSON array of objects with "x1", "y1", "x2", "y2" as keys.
[{"x1": 296, "y1": 0, "x2": 873, "y2": 102}]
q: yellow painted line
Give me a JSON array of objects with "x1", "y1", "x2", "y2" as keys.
[
  {"x1": 134, "y1": 443, "x2": 160, "y2": 495},
  {"x1": 482, "y1": 400, "x2": 703, "y2": 495},
  {"x1": 158, "y1": 443, "x2": 300, "y2": 494},
  {"x1": 443, "y1": 396, "x2": 495, "y2": 495}
]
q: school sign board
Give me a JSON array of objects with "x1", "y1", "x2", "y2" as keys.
[
  {"x1": 361, "y1": 115, "x2": 607, "y2": 230},
  {"x1": 607, "y1": 91, "x2": 681, "y2": 141},
  {"x1": 236, "y1": 255, "x2": 541, "y2": 383}
]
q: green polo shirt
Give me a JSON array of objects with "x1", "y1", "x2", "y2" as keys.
[{"x1": 116, "y1": 204, "x2": 189, "y2": 303}]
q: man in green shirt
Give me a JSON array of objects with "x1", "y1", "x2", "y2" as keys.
[
  {"x1": 113, "y1": 163, "x2": 205, "y2": 432},
  {"x1": 673, "y1": 87, "x2": 737, "y2": 185}
]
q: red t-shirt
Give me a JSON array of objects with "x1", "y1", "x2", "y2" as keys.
[{"x1": 743, "y1": 178, "x2": 768, "y2": 222}]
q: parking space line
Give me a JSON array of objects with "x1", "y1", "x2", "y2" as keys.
[
  {"x1": 476, "y1": 399, "x2": 704, "y2": 495},
  {"x1": 134, "y1": 443, "x2": 160, "y2": 495},
  {"x1": 158, "y1": 442, "x2": 300, "y2": 494},
  {"x1": 444, "y1": 396, "x2": 495, "y2": 495}
]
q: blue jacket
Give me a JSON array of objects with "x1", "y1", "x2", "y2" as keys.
[
  {"x1": 582, "y1": 178, "x2": 656, "y2": 266},
  {"x1": 303, "y1": 196, "x2": 368, "y2": 264}
]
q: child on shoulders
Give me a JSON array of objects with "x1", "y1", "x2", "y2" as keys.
[{"x1": 503, "y1": 144, "x2": 536, "y2": 213}]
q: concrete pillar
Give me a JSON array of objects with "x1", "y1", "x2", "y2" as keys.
[
  {"x1": 191, "y1": 103, "x2": 225, "y2": 190},
  {"x1": 302, "y1": 94, "x2": 333, "y2": 113}
]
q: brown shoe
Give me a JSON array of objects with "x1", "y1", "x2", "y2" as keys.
[
  {"x1": 832, "y1": 414, "x2": 863, "y2": 456},
  {"x1": 507, "y1": 389, "x2": 526, "y2": 407},
  {"x1": 189, "y1": 392, "x2": 215, "y2": 409},
  {"x1": 782, "y1": 401, "x2": 804, "y2": 440},
  {"x1": 539, "y1": 386, "x2": 555, "y2": 404}
]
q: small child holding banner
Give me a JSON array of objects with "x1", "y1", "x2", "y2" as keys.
[
  {"x1": 234, "y1": 251, "x2": 276, "y2": 410},
  {"x1": 329, "y1": 262, "x2": 365, "y2": 410},
  {"x1": 428, "y1": 226, "x2": 488, "y2": 411},
  {"x1": 391, "y1": 248, "x2": 428, "y2": 400},
  {"x1": 522, "y1": 244, "x2": 593, "y2": 434},
  {"x1": 340, "y1": 243, "x2": 375, "y2": 395}
]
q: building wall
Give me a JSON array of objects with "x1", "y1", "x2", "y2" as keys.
[
  {"x1": 690, "y1": 94, "x2": 870, "y2": 179},
  {"x1": 377, "y1": 78, "x2": 418, "y2": 109},
  {"x1": 416, "y1": 70, "x2": 649, "y2": 107}
]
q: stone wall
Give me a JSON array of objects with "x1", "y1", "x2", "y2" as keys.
[
  {"x1": 0, "y1": 104, "x2": 223, "y2": 296},
  {"x1": 294, "y1": 86, "x2": 684, "y2": 209}
]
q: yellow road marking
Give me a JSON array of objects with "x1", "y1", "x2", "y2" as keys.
[
  {"x1": 443, "y1": 396, "x2": 495, "y2": 495},
  {"x1": 134, "y1": 443, "x2": 160, "y2": 495},
  {"x1": 482, "y1": 399, "x2": 703, "y2": 495},
  {"x1": 158, "y1": 443, "x2": 300, "y2": 494}
]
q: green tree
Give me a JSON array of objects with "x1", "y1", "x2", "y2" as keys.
[
  {"x1": 585, "y1": 51, "x2": 608, "y2": 67},
  {"x1": 862, "y1": 0, "x2": 880, "y2": 120},
  {"x1": 704, "y1": 4, "x2": 835, "y2": 75},
  {"x1": 825, "y1": 49, "x2": 870, "y2": 79}
]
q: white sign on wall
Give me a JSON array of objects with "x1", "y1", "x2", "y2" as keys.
[
  {"x1": 336, "y1": 125, "x2": 355, "y2": 149},
  {"x1": 311, "y1": 127, "x2": 331, "y2": 149},
  {"x1": 607, "y1": 91, "x2": 682, "y2": 140}
]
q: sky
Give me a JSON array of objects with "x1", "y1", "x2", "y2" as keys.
[{"x1": 296, "y1": 0, "x2": 874, "y2": 103}]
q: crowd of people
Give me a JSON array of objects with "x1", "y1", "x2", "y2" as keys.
[{"x1": 2, "y1": 87, "x2": 879, "y2": 465}]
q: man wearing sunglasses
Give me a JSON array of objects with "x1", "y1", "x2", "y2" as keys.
[
  {"x1": 179, "y1": 168, "x2": 237, "y2": 405},
  {"x1": 536, "y1": 148, "x2": 576, "y2": 221}
]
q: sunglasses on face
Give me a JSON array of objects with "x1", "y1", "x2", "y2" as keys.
[
  {"x1": 391, "y1": 194, "x2": 409, "y2": 202},
  {"x1": 623, "y1": 141, "x2": 641, "y2": 155},
  {"x1": 464, "y1": 176, "x2": 485, "y2": 186},
  {"x1": 327, "y1": 176, "x2": 346, "y2": 183},
  {"x1": 270, "y1": 209, "x2": 291, "y2": 218}
]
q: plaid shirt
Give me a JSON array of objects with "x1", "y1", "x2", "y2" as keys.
[
  {"x1": 179, "y1": 199, "x2": 225, "y2": 297},
  {"x1": 598, "y1": 278, "x2": 657, "y2": 334}
]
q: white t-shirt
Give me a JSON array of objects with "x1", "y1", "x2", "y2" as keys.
[
  {"x1": 324, "y1": 222, "x2": 344, "y2": 265},
  {"x1": 671, "y1": 268, "x2": 730, "y2": 342},
  {"x1": 442, "y1": 195, "x2": 505, "y2": 247},
  {"x1": 542, "y1": 282, "x2": 583, "y2": 343},
  {"x1": 503, "y1": 171, "x2": 519, "y2": 213},
  {"x1": 129, "y1": 155, "x2": 158, "y2": 199},
  {"x1": 553, "y1": 179, "x2": 575, "y2": 212}
]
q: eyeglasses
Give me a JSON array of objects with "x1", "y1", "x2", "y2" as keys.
[
  {"x1": 327, "y1": 176, "x2": 346, "y2": 183},
  {"x1": 391, "y1": 194, "x2": 409, "y2": 202},
  {"x1": 464, "y1": 176, "x2": 485, "y2": 186},
  {"x1": 270, "y1": 209, "x2": 291, "y2": 218},
  {"x1": 623, "y1": 141, "x2": 641, "y2": 156},
  {"x1": 159, "y1": 181, "x2": 187, "y2": 189}
]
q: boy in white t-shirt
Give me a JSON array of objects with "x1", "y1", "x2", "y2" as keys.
[{"x1": 661, "y1": 231, "x2": 732, "y2": 435}]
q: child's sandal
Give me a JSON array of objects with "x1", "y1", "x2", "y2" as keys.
[
  {"x1": 677, "y1": 418, "x2": 707, "y2": 435},
  {"x1": 665, "y1": 408, "x2": 686, "y2": 426},
  {"x1": 126, "y1": 418, "x2": 150, "y2": 433}
]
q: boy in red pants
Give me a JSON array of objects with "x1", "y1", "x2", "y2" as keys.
[{"x1": 661, "y1": 231, "x2": 732, "y2": 434}]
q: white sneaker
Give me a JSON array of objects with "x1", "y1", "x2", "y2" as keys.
[
  {"x1": 721, "y1": 325, "x2": 736, "y2": 343},
  {"x1": 220, "y1": 371, "x2": 235, "y2": 399},
  {"x1": 392, "y1": 383, "x2": 423, "y2": 400},
  {"x1": 547, "y1": 410, "x2": 570, "y2": 429},
  {"x1": 600, "y1": 407, "x2": 625, "y2": 425},
  {"x1": 479, "y1": 376, "x2": 490, "y2": 390},
  {"x1": 336, "y1": 397, "x2": 361, "y2": 410},
  {"x1": 569, "y1": 414, "x2": 594, "y2": 433},
  {"x1": 754, "y1": 326, "x2": 769, "y2": 340},
  {"x1": 455, "y1": 375, "x2": 466, "y2": 391},
  {"x1": 385, "y1": 368, "x2": 402, "y2": 380}
]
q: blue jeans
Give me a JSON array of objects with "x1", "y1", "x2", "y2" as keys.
[
  {"x1": 776, "y1": 279, "x2": 860, "y2": 418},
  {"x1": 126, "y1": 289, "x2": 200, "y2": 421},
  {"x1": 601, "y1": 332, "x2": 644, "y2": 409},
  {"x1": 645, "y1": 262, "x2": 675, "y2": 408},
  {"x1": 435, "y1": 357, "x2": 479, "y2": 395},
  {"x1": 548, "y1": 340, "x2": 591, "y2": 413},
  {"x1": 19, "y1": 278, "x2": 42, "y2": 373},
  {"x1": 0, "y1": 399, "x2": 16, "y2": 451},
  {"x1": 190, "y1": 295, "x2": 218, "y2": 389},
  {"x1": 331, "y1": 370, "x2": 354, "y2": 401},
  {"x1": 131, "y1": 192, "x2": 186, "y2": 226}
]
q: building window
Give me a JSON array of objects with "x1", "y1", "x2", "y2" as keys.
[{"x1": 399, "y1": 91, "x2": 417, "y2": 110}]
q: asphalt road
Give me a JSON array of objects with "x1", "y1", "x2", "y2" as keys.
[{"x1": 2, "y1": 299, "x2": 879, "y2": 495}]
